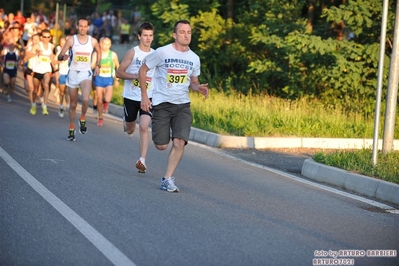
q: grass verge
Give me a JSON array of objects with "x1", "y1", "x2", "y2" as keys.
[
  {"x1": 313, "y1": 149, "x2": 399, "y2": 184},
  {"x1": 190, "y1": 90, "x2": 399, "y2": 138}
]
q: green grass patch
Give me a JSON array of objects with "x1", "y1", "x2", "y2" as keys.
[
  {"x1": 313, "y1": 149, "x2": 399, "y2": 184},
  {"x1": 189, "y1": 90, "x2": 399, "y2": 138},
  {"x1": 111, "y1": 81, "x2": 124, "y2": 106}
]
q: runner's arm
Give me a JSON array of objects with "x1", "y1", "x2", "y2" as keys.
[
  {"x1": 115, "y1": 49, "x2": 136, "y2": 80},
  {"x1": 57, "y1": 37, "x2": 73, "y2": 61}
]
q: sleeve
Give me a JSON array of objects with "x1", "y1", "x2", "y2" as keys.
[
  {"x1": 143, "y1": 49, "x2": 162, "y2": 69},
  {"x1": 191, "y1": 56, "x2": 201, "y2": 77}
]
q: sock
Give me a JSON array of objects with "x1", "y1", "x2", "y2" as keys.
[
  {"x1": 80, "y1": 115, "x2": 85, "y2": 121},
  {"x1": 139, "y1": 157, "x2": 146, "y2": 165},
  {"x1": 93, "y1": 105, "x2": 97, "y2": 110},
  {"x1": 31, "y1": 103, "x2": 36, "y2": 107},
  {"x1": 70, "y1": 124, "x2": 75, "y2": 130},
  {"x1": 60, "y1": 105, "x2": 64, "y2": 109},
  {"x1": 42, "y1": 104, "x2": 47, "y2": 108}
]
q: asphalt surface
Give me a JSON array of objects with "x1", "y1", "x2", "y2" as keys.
[
  {"x1": 1, "y1": 73, "x2": 398, "y2": 266},
  {"x1": 221, "y1": 148, "x2": 318, "y2": 176}
]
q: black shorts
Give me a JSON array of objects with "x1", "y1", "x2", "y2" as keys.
[
  {"x1": 3, "y1": 68, "x2": 17, "y2": 78},
  {"x1": 121, "y1": 34, "x2": 129, "y2": 44},
  {"x1": 152, "y1": 102, "x2": 192, "y2": 145},
  {"x1": 25, "y1": 67, "x2": 33, "y2": 76},
  {"x1": 33, "y1": 72, "x2": 46, "y2": 81},
  {"x1": 123, "y1": 97, "x2": 152, "y2": 122}
]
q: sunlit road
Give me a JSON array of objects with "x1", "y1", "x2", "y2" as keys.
[{"x1": 0, "y1": 82, "x2": 398, "y2": 266}]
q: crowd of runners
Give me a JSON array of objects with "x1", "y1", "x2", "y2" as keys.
[
  {"x1": 0, "y1": 7, "x2": 209, "y2": 193},
  {"x1": 0, "y1": 7, "x2": 137, "y2": 112}
]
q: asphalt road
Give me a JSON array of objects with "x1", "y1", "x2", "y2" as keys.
[
  {"x1": 221, "y1": 147, "x2": 317, "y2": 176},
  {"x1": 0, "y1": 85, "x2": 398, "y2": 266}
]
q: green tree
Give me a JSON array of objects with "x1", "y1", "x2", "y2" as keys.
[{"x1": 245, "y1": 0, "x2": 396, "y2": 116}]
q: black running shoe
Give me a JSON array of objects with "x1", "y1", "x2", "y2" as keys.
[
  {"x1": 67, "y1": 129, "x2": 76, "y2": 141},
  {"x1": 79, "y1": 119, "x2": 87, "y2": 134}
]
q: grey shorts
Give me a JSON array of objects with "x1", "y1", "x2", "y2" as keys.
[{"x1": 152, "y1": 102, "x2": 192, "y2": 145}]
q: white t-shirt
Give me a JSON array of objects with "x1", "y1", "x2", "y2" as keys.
[
  {"x1": 143, "y1": 43, "x2": 200, "y2": 106},
  {"x1": 122, "y1": 46, "x2": 154, "y2": 101},
  {"x1": 22, "y1": 22, "x2": 37, "y2": 41}
]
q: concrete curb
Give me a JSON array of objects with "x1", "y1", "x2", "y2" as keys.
[
  {"x1": 189, "y1": 127, "x2": 399, "y2": 150},
  {"x1": 302, "y1": 159, "x2": 399, "y2": 205}
]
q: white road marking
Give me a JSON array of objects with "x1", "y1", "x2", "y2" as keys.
[
  {"x1": 190, "y1": 142, "x2": 398, "y2": 213},
  {"x1": 0, "y1": 147, "x2": 137, "y2": 266},
  {"x1": 39, "y1": 159, "x2": 64, "y2": 164}
]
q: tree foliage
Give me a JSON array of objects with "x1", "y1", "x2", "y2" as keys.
[{"x1": 138, "y1": 0, "x2": 397, "y2": 116}]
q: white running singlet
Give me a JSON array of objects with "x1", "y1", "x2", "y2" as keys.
[
  {"x1": 56, "y1": 46, "x2": 69, "y2": 75},
  {"x1": 121, "y1": 46, "x2": 155, "y2": 101},
  {"x1": 33, "y1": 42, "x2": 52, "y2": 74},
  {"x1": 69, "y1": 35, "x2": 93, "y2": 72}
]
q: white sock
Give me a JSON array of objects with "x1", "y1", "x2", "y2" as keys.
[
  {"x1": 42, "y1": 104, "x2": 47, "y2": 108},
  {"x1": 60, "y1": 105, "x2": 64, "y2": 109},
  {"x1": 139, "y1": 157, "x2": 146, "y2": 165}
]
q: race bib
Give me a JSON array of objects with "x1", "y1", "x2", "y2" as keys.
[
  {"x1": 132, "y1": 77, "x2": 151, "y2": 90},
  {"x1": 100, "y1": 68, "x2": 111, "y2": 75},
  {"x1": 75, "y1": 55, "x2": 89, "y2": 62},
  {"x1": 39, "y1": 56, "x2": 50, "y2": 63},
  {"x1": 167, "y1": 69, "x2": 188, "y2": 84},
  {"x1": 5, "y1": 61, "x2": 16, "y2": 69}
]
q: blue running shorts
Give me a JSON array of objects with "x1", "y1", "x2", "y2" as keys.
[
  {"x1": 59, "y1": 74, "x2": 67, "y2": 85},
  {"x1": 93, "y1": 76, "x2": 114, "y2": 88}
]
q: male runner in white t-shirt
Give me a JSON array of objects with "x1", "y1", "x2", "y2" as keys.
[{"x1": 138, "y1": 20, "x2": 209, "y2": 192}]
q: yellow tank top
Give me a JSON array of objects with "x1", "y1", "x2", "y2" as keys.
[{"x1": 121, "y1": 24, "x2": 130, "y2": 35}]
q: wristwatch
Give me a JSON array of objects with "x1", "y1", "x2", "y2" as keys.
[{"x1": 97, "y1": 64, "x2": 101, "y2": 68}]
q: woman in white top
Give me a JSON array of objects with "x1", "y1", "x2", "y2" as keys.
[
  {"x1": 55, "y1": 36, "x2": 70, "y2": 117},
  {"x1": 32, "y1": 29, "x2": 55, "y2": 115}
]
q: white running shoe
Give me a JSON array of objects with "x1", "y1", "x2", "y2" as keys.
[{"x1": 160, "y1": 177, "x2": 179, "y2": 192}]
